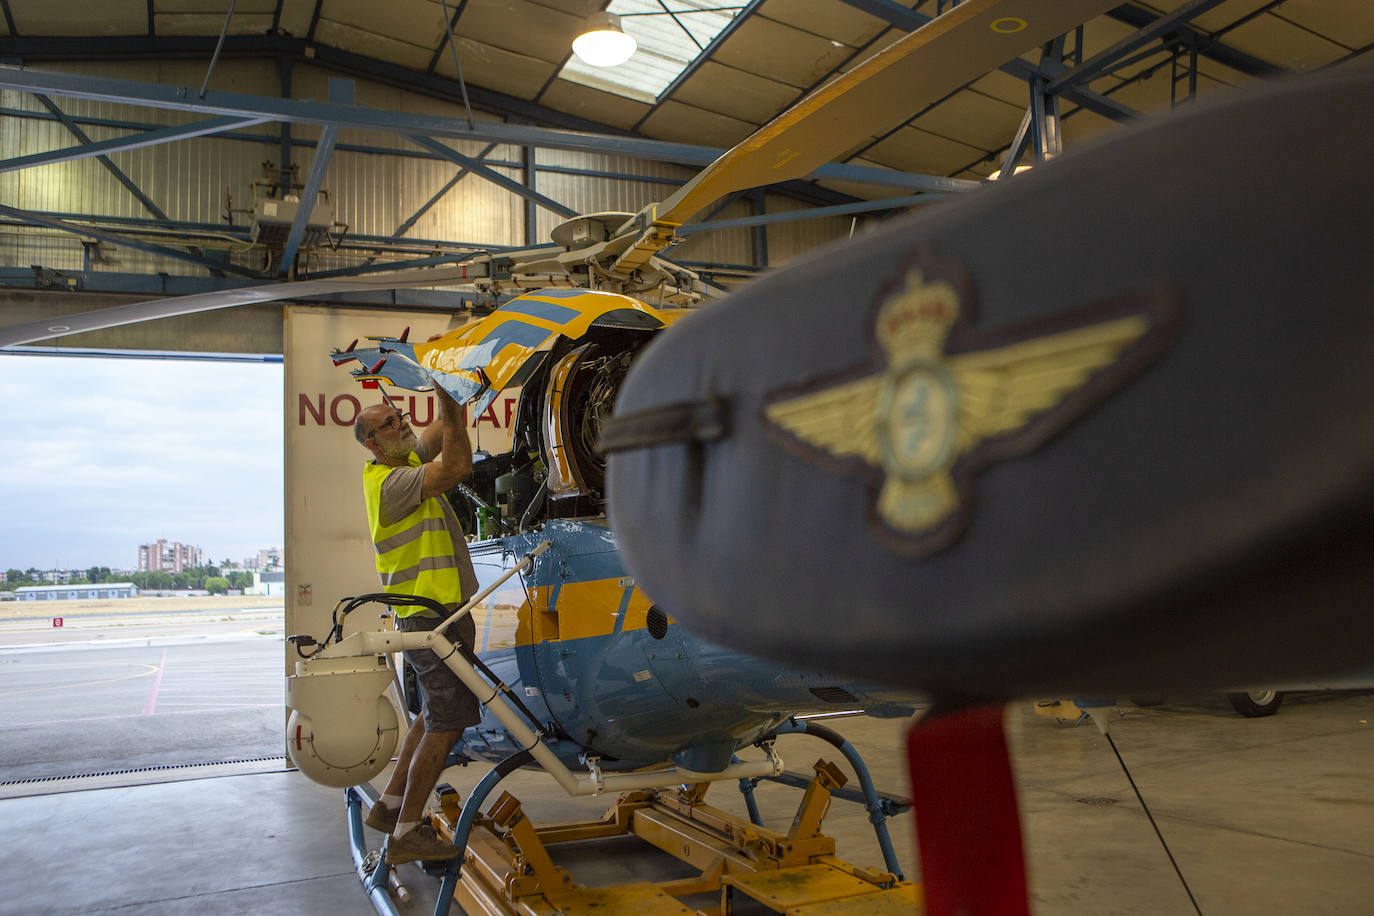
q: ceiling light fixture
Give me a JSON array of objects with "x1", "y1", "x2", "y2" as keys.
[{"x1": 572, "y1": 12, "x2": 637, "y2": 67}]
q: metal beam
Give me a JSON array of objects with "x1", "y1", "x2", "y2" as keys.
[
  {"x1": 0, "y1": 112, "x2": 268, "y2": 174},
  {"x1": 1001, "y1": 57, "x2": 1138, "y2": 122},
  {"x1": 32, "y1": 94, "x2": 226, "y2": 279},
  {"x1": 1048, "y1": 0, "x2": 1232, "y2": 94},
  {"x1": 0, "y1": 207, "x2": 541, "y2": 260},
  {"x1": 0, "y1": 65, "x2": 971, "y2": 192},
  {"x1": 1104, "y1": 3, "x2": 1282, "y2": 79},
  {"x1": 278, "y1": 79, "x2": 349, "y2": 275},
  {"x1": 278, "y1": 123, "x2": 338, "y2": 275},
  {"x1": 748, "y1": 190, "x2": 767, "y2": 268},
  {"x1": 391, "y1": 142, "x2": 497, "y2": 244},
  {"x1": 0, "y1": 204, "x2": 260, "y2": 277},
  {"x1": 278, "y1": 55, "x2": 293, "y2": 197},
  {"x1": 999, "y1": 109, "x2": 1032, "y2": 178},
  {"x1": 5, "y1": 104, "x2": 855, "y2": 203},
  {"x1": 305, "y1": 0, "x2": 323, "y2": 42},
  {"x1": 34, "y1": 95, "x2": 169, "y2": 221},
  {"x1": 0, "y1": 106, "x2": 694, "y2": 186},
  {"x1": 0, "y1": 33, "x2": 659, "y2": 135},
  {"x1": 408, "y1": 135, "x2": 574, "y2": 220},
  {"x1": 522, "y1": 146, "x2": 539, "y2": 245},
  {"x1": 1032, "y1": 38, "x2": 1065, "y2": 163}
]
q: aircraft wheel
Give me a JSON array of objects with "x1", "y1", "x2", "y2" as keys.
[{"x1": 1227, "y1": 689, "x2": 1283, "y2": 717}]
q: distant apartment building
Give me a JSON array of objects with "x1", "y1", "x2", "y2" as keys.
[
  {"x1": 138, "y1": 539, "x2": 204, "y2": 573},
  {"x1": 245, "y1": 547, "x2": 283, "y2": 571},
  {"x1": 42, "y1": 569, "x2": 74, "y2": 584}
]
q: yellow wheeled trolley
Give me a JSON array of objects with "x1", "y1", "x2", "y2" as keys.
[{"x1": 349, "y1": 755, "x2": 920, "y2": 916}]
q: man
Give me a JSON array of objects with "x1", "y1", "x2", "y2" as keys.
[{"x1": 353, "y1": 385, "x2": 480, "y2": 864}]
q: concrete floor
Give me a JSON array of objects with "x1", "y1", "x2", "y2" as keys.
[{"x1": 1, "y1": 693, "x2": 1371, "y2": 915}]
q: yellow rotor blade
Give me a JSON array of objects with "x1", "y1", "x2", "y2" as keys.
[{"x1": 612, "y1": 0, "x2": 1119, "y2": 274}]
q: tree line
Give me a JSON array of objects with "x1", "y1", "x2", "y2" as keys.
[{"x1": 4, "y1": 566, "x2": 258, "y2": 594}]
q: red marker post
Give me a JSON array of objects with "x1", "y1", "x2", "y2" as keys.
[{"x1": 52, "y1": 617, "x2": 63, "y2": 628}]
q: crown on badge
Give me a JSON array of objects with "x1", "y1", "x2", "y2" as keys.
[{"x1": 875, "y1": 269, "x2": 959, "y2": 361}]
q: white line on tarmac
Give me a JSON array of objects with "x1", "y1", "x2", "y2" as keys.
[{"x1": 0, "y1": 632, "x2": 282, "y2": 654}]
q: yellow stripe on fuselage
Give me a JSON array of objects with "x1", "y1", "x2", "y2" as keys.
[{"x1": 497, "y1": 579, "x2": 661, "y2": 646}]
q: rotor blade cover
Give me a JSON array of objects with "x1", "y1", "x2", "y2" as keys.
[{"x1": 604, "y1": 67, "x2": 1374, "y2": 701}]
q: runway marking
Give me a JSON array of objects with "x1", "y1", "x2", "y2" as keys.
[
  {"x1": 0, "y1": 705, "x2": 279, "y2": 730},
  {"x1": 0, "y1": 662, "x2": 159, "y2": 698},
  {"x1": 142, "y1": 647, "x2": 167, "y2": 716},
  {"x1": 153, "y1": 708, "x2": 278, "y2": 714}
]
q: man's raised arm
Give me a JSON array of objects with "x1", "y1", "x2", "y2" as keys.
[{"x1": 420, "y1": 387, "x2": 473, "y2": 500}]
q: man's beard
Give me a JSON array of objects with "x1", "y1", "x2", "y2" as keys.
[{"x1": 378, "y1": 430, "x2": 418, "y2": 459}]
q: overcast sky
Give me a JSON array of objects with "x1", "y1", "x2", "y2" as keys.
[{"x1": 2, "y1": 352, "x2": 284, "y2": 572}]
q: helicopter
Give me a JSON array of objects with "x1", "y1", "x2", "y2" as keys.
[
  {"x1": 277, "y1": 286, "x2": 932, "y2": 915},
  {"x1": 314, "y1": 287, "x2": 924, "y2": 783}
]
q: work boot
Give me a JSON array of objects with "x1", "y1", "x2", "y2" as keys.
[
  {"x1": 364, "y1": 800, "x2": 398, "y2": 834},
  {"x1": 384, "y1": 823, "x2": 463, "y2": 865}
]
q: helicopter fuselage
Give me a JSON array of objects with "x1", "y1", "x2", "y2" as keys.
[
  {"x1": 453, "y1": 519, "x2": 918, "y2": 774},
  {"x1": 331, "y1": 289, "x2": 920, "y2": 775}
]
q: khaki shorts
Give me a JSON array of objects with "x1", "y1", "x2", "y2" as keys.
[{"x1": 395, "y1": 612, "x2": 481, "y2": 733}]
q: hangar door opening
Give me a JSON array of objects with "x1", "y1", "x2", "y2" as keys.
[{"x1": 0, "y1": 352, "x2": 287, "y2": 791}]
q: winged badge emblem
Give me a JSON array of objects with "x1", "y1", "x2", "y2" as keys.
[{"x1": 763, "y1": 254, "x2": 1178, "y2": 556}]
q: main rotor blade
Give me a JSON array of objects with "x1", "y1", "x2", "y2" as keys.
[
  {"x1": 0, "y1": 243, "x2": 572, "y2": 347},
  {"x1": 610, "y1": 0, "x2": 1118, "y2": 274},
  {"x1": 0, "y1": 265, "x2": 481, "y2": 349}
]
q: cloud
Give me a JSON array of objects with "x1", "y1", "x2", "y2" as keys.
[{"x1": 2, "y1": 353, "x2": 284, "y2": 570}]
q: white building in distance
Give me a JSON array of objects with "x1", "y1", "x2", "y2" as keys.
[{"x1": 16, "y1": 583, "x2": 140, "y2": 601}]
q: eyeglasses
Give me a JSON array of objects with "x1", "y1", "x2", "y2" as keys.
[{"x1": 368, "y1": 410, "x2": 410, "y2": 438}]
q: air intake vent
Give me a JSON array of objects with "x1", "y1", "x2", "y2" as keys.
[
  {"x1": 809, "y1": 687, "x2": 859, "y2": 705},
  {"x1": 646, "y1": 604, "x2": 669, "y2": 639}
]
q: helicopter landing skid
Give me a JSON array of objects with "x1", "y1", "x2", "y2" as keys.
[{"x1": 349, "y1": 756, "x2": 920, "y2": 915}]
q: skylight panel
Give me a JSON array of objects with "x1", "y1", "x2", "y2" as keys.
[{"x1": 560, "y1": 0, "x2": 743, "y2": 105}]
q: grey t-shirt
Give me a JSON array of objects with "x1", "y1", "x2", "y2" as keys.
[{"x1": 376, "y1": 438, "x2": 480, "y2": 605}]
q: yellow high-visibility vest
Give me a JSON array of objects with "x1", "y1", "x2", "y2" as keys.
[{"x1": 363, "y1": 453, "x2": 461, "y2": 616}]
